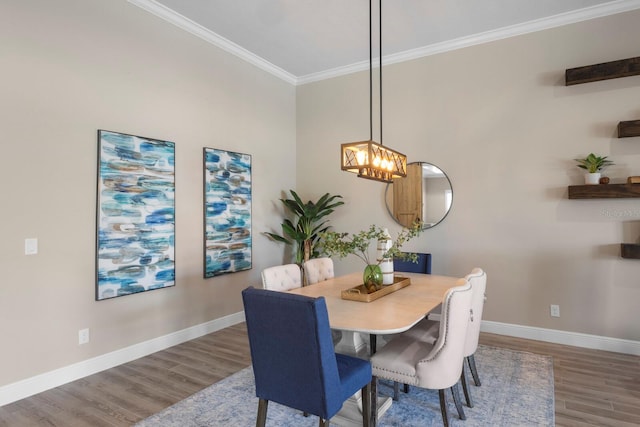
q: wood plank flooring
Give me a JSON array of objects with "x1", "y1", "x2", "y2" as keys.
[{"x1": 1, "y1": 324, "x2": 639, "y2": 426}]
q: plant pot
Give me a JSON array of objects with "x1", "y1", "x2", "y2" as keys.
[{"x1": 584, "y1": 172, "x2": 601, "y2": 185}]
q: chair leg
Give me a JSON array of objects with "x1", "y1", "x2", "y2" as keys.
[
  {"x1": 256, "y1": 398, "x2": 268, "y2": 427},
  {"x1": 450, "y1": 383, "x2": 466, "y2": 420},
  {"x1": 361, "y1": 382, "x2": 372, "y2": 427},
  {"x1": 393, "y1": 381, "x2": 399, "y2": 401},
  {"x1": 438, "y1": 389, "x2": 450, "y2": 427},
  {"x1": 371, "y1": 377, "x2": 378, "y2": 427},
  {"x1": 460, "y1": 364, "x2": 474, "y2": 408},
  {"x1": 403, "y1": 383, "x2": 410, "y2": 394},
  {"x1": 319, "y1": 418, "x2": 330, "y2": 427},
  {"x1": 467, "y1": 354, "x2": 481, "y2": 386}
]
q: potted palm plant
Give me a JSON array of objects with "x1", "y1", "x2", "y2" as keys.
[
  {"x1": 574, "y1": 153, "x2": 614, "y2": 184},
  {"x1": 264, "y1": 190, "x2": 344, "y2": 264}
]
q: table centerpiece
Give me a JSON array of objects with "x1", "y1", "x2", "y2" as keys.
[{"x1": 319, "y1": 220, "x2": 424, "y2": 293}]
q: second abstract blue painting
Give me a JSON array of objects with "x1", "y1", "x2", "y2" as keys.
[{"x1": 203, "y1": 147, "x2": 252, "y2": 277}]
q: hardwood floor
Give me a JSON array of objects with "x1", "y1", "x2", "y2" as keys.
[
  {"x1": 0, "y1": 324, "x2": 639, "y2": 426},
  {"x1": 480, "y1": 334, "x2": 640, "y2": 427}
]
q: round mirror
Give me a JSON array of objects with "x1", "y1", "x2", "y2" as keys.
[{"x1": 385, "y1": 162, "x2": 453, "y2": 229}]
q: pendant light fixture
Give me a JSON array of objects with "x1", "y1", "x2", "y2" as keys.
[{"x1": 340, "y1": 0, "x2": 407, "y2": 183}]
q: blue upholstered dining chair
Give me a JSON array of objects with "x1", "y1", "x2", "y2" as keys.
[
  {"x1": 241, "y1": 287, "x2": 372, "y2": 427},
  {"x1": 393, "y1": 252, "x2": 432, "y2": 274}
]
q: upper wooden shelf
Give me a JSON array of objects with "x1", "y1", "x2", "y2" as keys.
[
  {"x1": 621, "y1": 244, "x2": 640, "y2": 259},
  {"x1": 568, "y1": 184, "x2": 640, "y2": 199},
  {"x1": 618, "y1": 120, "x2": 640, "y2": 138},
  {"x1": 565, "y1": 56, "x2": 640, "y2": 86}
]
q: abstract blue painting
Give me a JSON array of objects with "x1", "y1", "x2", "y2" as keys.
[
  {"x1": 203, "y1": 147, "x2": 252, "y2": 277},
  {"x1": 96, "y1": 130, "x2": 175, "y2": 300}
]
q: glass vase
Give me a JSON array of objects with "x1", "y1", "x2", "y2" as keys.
[{"x1": 363, "y1": 264, "x2": 383, "y2": 291}]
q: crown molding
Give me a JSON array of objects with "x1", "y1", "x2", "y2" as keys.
[
  {"x1": 298, "y1": 0, "x2": 640, "y2": 84},
  {"x1": 129, "y1": 0, "x2": 640, "y2": 86},
  {"x1": 127, "y1": 0, "x2": 297, "y2": 85}
]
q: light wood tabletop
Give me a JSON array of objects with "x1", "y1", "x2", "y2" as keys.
[{"x1": 289, "y1": 271, "x2": 463, "y2": 335}]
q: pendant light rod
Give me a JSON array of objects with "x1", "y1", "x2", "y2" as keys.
[
  {"x1": 379, "y1": 0, "x2": 383, "y2": 146},
  {"x1": 368, "y1": 0, "x2": 383, "y2": 145},
  {"x1": 369, "y1": 0, "x2": 373, "y2": 142}
]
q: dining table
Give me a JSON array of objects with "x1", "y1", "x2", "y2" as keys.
[{"x1": 288, "y1": 270, "x2": 463, "y2": 426}]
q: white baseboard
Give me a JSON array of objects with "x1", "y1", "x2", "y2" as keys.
[
  {"x1": 0, "y1": 311, "x2": 245, "y2": 407},
  {"x1": 3, "y1": 313, "x2": 639, "y2": 407},
  {"x1": 480, "y1": 320, "x2": 640, "y2": 356}
]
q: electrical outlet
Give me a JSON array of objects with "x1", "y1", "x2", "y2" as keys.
[
  {"x1": 550, "y1": 304, "x2": 560, "y2": 318},
  {"x1": 78, "y1": 328, "x2": 90, "y2": 345},
  {"x1": 25, "y1": 238, "x2": 38, "y2": 255}
]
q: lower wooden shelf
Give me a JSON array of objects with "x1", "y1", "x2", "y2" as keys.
[
  {"x1": 568, "y1": 184, "x2": 640, "y2": 199},
  {"x1": 621, "y1": 244, "x2": 640, "y2": 259}
]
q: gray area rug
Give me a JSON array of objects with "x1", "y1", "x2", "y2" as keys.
[{"x1": 136, "y1": 345, "x2": 554, "y2": 426}]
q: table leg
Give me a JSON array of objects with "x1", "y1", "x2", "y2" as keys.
[
  {"x1": 369, "y1": 334, "x2": 377, "y2": 355},
  {"x1": 334, "y1": 330, "x2": 368, "y2": 356}
]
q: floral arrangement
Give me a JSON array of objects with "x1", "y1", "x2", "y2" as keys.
[
  {"x1": 319, "y1": 221, "x2": 424, "y2": 292},
  {"x1": 319, "y1": 221, "x2": 424, "y2": 267}
]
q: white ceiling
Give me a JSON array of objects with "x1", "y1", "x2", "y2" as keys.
[{"x1": 130, "y1": 0, "x2": 640, "y2": 84}]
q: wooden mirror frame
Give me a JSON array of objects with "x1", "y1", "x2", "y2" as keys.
[{"x1": 384, "y1": 162, "x2": 453, "y2": 229}]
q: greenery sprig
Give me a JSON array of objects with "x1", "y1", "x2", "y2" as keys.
[{"x1": 319, "y1": 221, "x2": 424, "y2": 266}]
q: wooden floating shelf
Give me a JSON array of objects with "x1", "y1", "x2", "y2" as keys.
[
  {"x1": 621, "y1": 244, "x2": 640, "y2": 259},
  {"x1": 565, "y1": 56, "x2": 640, "y2": 86},
  {"x1": 618, "y1": 120, "x2": 640, "y2": 138},
  {"x1": 568, "y1": 184, "x2": 640, "y2": 199}
]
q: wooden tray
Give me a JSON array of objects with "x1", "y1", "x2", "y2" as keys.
[{"x1": 341, "y1": 276, "x2": 411, "y2": 302}]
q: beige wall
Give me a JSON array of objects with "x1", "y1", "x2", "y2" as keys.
[
  {"x1": 3, "y1": 0, "x2": 640, "y2": 393},
  {"x1": 0, "y1": 0, "x2": 296, "y2": 386},
  {"x1": 297, "y1": 10, "x2": 640, "y2": 341}
]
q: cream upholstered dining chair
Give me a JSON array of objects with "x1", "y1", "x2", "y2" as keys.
[
  {"x1": 302, "y1": 257, "x2": 343, "y2": 345},
  {"x1": 398, "y1": 268, "x2": 487, "y2": 408},
  {"x1": 458, "y1": 268, "x2": 487, "y2": 406},
  {"x1": 261, "y1": 264, "x2": 303, "y2": 292},
  {"x1": 302, "y1": 257, "x2": 334, "y2": 285},
  {"x1": 369, "y1": 279, "x2": 473, "y2": 427}
]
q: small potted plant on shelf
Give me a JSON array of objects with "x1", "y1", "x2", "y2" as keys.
[
  {"x1": 319, "y1": 221, "x2": 424, "y2": 293},
  {"x1": 574, "y1": 153, "x2": 614, "y2": 185}
]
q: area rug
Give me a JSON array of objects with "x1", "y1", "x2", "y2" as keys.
[{"x1": 135, "y1": 345, "x2": 554, "y2": 427}]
